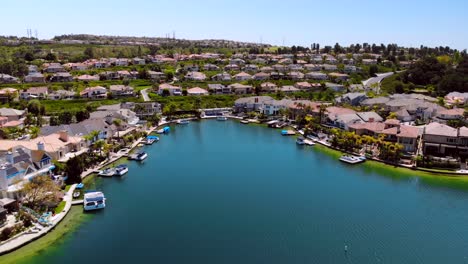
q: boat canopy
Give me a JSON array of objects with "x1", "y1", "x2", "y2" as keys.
[
  {"x1": 146, "y1": 135, "x2": 159, "y2": 140},
  {"x1": 163, "y1": 126, "x2": 170, "y2": 132}
]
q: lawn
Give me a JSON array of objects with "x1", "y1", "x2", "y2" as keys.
[{"x1": 54, "y1": 201, "x2": 66, "y2": 214}]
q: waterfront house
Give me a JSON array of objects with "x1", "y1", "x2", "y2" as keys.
[
  {"x1": 110, "y1": 85, "x2": 134, "y2": 97},
  {"x1": 158, "y1": 83, "x2": 182, "y2": 96},
  {"x1": 348, "y1": 122, "x2": 386, "y2": 136},
  {"x1": 325, "y1": 107, "x2": 358, "y2": 129},
  {"x1": 422, "y1": 122, "x2": 468, "y2": 157},
  {"x1": 187, "y1": 87, "x2": 209, "y2": 96},
  {"x1": 228, "y1": 83, "x2": 253, "y2": 94},
  {"x1": 40, "y1": 118, "x2": 115, "y2": 143},
  {"x1": 234, "y1": 96, "x2": 273, "y2": 113},
  {"x1": 20, "y1": 87, "x2": 48, "y2": 100},
  {"x1": 80, "y1": 86, "x2": 108, "y2": 99},
  {"x1": 380, "y1": 124, "x2": 420, "y2": 152},
  {"x1": 208, "y1": 84, "x2": 231, "y2": 95}
]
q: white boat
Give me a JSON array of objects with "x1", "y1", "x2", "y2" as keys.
[
  {"x1": 240, "y1": 120, "x2": 249, "y2": 124},
  {"x1": 98, "y1": 168, "x2": 115, "y2": 177},
  {"x1": 296, "y1": 137, "x2": 306, "y2": 145},
  {"x1": 303, "y1": 139, "x2": 316, "y2": 146},
  {"x1": 217, "y1": 116, "x2": 228, "y2": 121},
  {"x1": 456, "y1": 169, "x2": 468, "y2": 174},
  {"x1": 339, "y1": 155, "x2": 365, "y2": 164},
  {"x1": 114, "y1": 164, "x2": 129, "y2": 176},
  {"x1": 83, "y1": 191, "x2": 106, "y2": 211},
  {"x1": 135, "y1": 152, "x2": 147, "y2": 161},
  {"x1": 145, "y1": 135, "x2": 159, "y2": 145},
  {"x1": 156, "y1": 128, "x2": 164, "y2": 134},
  {"x1": 177, "y1": 119, "x2": 190, "y2": 125}
]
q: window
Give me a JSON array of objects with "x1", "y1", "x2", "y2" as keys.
[{"x1": 447, "y1": 138, "x2": 457, "y2": 143}]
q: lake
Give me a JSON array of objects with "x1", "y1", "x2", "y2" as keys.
[{"x1": 8, "y1": 120, "x2": 468, "y2": 263}]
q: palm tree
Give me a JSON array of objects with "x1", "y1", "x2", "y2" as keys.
[
  {"x1": 29, "y1": 126, "x2": 40, "y2": 139},
  {"x1": 94, "y1": 139, "x2": 105, "y2": 157}
]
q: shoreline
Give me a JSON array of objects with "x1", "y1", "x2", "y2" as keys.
[{"x1": 2, "y1": 118, "x2": 468, "y2": 260}]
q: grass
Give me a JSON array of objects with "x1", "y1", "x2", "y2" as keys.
[
  {"x1": 64, "y1": 185, "x2": 71, "y2": 192},
  {"x1": 0, "y1": 206, "x2": 93, "y2": 264},
  {"x1": 54, "y1": 201, "x2": 66, "y2": 214}
]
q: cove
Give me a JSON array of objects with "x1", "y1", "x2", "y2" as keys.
[{"x1": 4, "y1": 120, "x2": 468, "y2": 264}]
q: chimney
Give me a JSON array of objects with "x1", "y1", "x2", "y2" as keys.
[
  {"x1": 59, "y1": 130, "x2": 69, "y2": 142},
  {"x1": 6, "y1": 151, "x2": 13, "y2": 164},
  {"x1": 37, "y1": 141, "x2": 45, "y2": 151},
  {"x1": 369, "y1": 117, "x2": 374, "y2": 123}
]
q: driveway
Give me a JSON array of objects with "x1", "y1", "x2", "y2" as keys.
[{"x1": 140, "y1": 88, "x2": 150, "y2": 102}]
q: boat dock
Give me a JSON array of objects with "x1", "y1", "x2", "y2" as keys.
[{"x1": 71, "y1": 200, "x2": 83, "y2": 205}]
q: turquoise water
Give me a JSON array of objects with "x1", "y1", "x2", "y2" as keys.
[{"x1": 22, "y1": 121, "x2": 468, "y2": 263}]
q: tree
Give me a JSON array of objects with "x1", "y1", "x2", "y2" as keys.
[
  {"x1": 84, "y1": 47, "x2": 95, "y2": 59},
  {"x1": 369, "y1": 65, "x2": 378, "y2": 77},
  {"x1": 65, "y1": 155, "x2": 85, "y2": 184},
  {"x1": 75, "y1": 109, "x2": 90, "y2": 122},
  {"x1": 29, "y1": 126, "x2": 40, "y2": 139},
  {"x1": 59, "y1": 111, "x2": 73, "y2": 124},
  {"x1": 22, "y1": 175, "x2": 62, "y2": 210},
  {"x1": 27, "y1": 100, "x2": 42, "y2": 116},
  {"x1": 45, "y1": 52, "x2": 57, "y2": 61}
]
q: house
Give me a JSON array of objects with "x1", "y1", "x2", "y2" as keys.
[
  {"x1": 90, "y1": 109, "x2": 139, "y2": 127},
  {"x1": 117, "y1": 70, "x2": 133, "y2": 80},
  {"x1": 0, "y1": 146, "x2": 54, "y2": 196},
  {"x1": 380, "y1": 124, "x2": 420, "y2": 152},
  {"x1": 335, "y1": 92, "x2": 367, "y2": 106},
  {"x1": 270, "y1": 72, "x2": 285, "y2": 80},
  {"x1": 93, "y1": 60, "x2": 111, "y2": 68},
  {"x1": 0, "y1": 74, "x2": 19, "y2": 84},
  {"x1": 305, "y1": 72, "x2": 328, "y2": 80},
  {"x1": 211, "y1": 72, "x2": 231, "y2": 81},
  {"x1": 66, "y1": 63, "x2": 88, "y2": 71},
  {"x1": 40, "y1": 119, "x2": 115, "y2": 143},
  {"x1": 260, "y1": 66, "x2": 274, "y2": 73},
  {"x1": 234, "y1": 96, "x2": 273, "y2": 113},
  {"x1": 436, "y1": 108, "x2": 465, "y2": 121},
  {"x1": 224, "y1": 64, "x2": 240, "y2": 71},
  {"x1": 0, "y1": 88, "x2": 18, "y2": 103},
  {"x1": 203, "y1": 63, "x2": 219, "y2": 71},
  {"x1": 124, "y1": 102, "x2": 161, "y2": 119},
  {"x1": 356, "y1": 112, "x2": 383, "y2": 123},
  {"x1": 20, "y1": 87, "x2": 48, "y2": 100},
  {"x1": 184, "y1": 64, "x2": 200, "y2": 72},
  {"x1": 325, "y1": 82, "x2": 345, "y2": 92},
  {"x1": 0, "y1": 108, "x2": 25, "y2": 121},
  {"x1": 322, "y1": 64, "x2": 338, "y2": 71},
  {"x1": 100, "y1": 71, "x2": 119, "y2": 80},
  {"x1": 28, "y1": 65, "x2": 39, "y2": 74},
  {"x1": 148, "y1": 71, "x2": 166, "y2": 80},
  {"x1": 348, "y1": 122, "x2": 386, "y2": 136},
  {"x1": 260, "y1": 82, "x2": 278, "y2": 92},
  {"x1": 233, "y1": 72, "x2": 252, "y2": 81},
  {"x1": 76, "y1": 74, "x2": 100, "y2": 81},
  {"x1": 50, "y1": 72, "x2": 73, "y2": 82},
  {"x1": 396, "y1": 109, "x2": 414, "y2": 122},
  {"x1": 422, "y1": 122, "x2": 468, "y2": 156},
  {"x1": 187, "y1": 87, "x2": 209, "y2": 96},
  {"x1": 24, "y1": 72, "x2": 45, "y2": 83},
  {"x1": 243, "y1": 64, "x2": 259, "y2": 72},
  {"x1": 228, "y1": 83, "x2": 252, "y2": 94},
  {"x1": 133, "y1": 57, "x2": 146, "y2": 65},
  {"x1": 114, "y1": 58, "x2": 129, "y2": 66},
  {"x1": 253, "y1": 72, "x2": 270, "y2": 81},
  {"x1": 229, "y1": 58, "x2": 245, "y2": 65},
  {"x1": 288, "y1": 72, "x2": 305, "y2": 80},
  {"x1": 47, "y1": 90, "x2": 75, "y2": 100},
  {"x1": 344, "y1": 65, "x2": 358, "y2": 73},
  {"x1": 80, "y1": 86, "x2": 108, "y2": 99},
  {"x1": 0, "y1": 130, "x2": 86, "y2": 162},
  {"x1": 294, "y1": 82, "x2": 312, "y2": 90},
  {"x1": 43, "y1": 63, "x2": 66, "y2": 73},
  {"x1": 328, "y1": 72, "x2": 349, "y2": 81},
  {"x1": 158, "y1": 83, "x2": 182, "y2": 96},
  {"x1": 110, "y1": 85, "x2": 134, "y2": 97},
  {"x1": 326, "y1": 107, "x2": 358, "y2": 129},
  {"x1": 261, "y1": 99, "x2": 292, "y2": 115},
  {"x1": 280, "y1": 86, "x2": 300, "y2": 94},
  {"x1": 273, "y1": 64, "x2": 287, "y2": 72},
  {"x1": 362, "y1": 59, "x2": 378, "y2": 65},
  {"x1": 289, "y1": 64, "x2": 304, "y2": 71},
  {"x1": 444, "y1": 92, "x2": 468, "y2": 106},
  {"x1": 185, "y1": 72, "x2": 207, "y2": 81},
  {"x1": 304, "y1": 64, "x2": 321, "y2": 71},
  {"x1": 208, "y1": 84, "x2": 231, "y2": 95}
]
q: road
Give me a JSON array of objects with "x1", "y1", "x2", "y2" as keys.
[
  {"x1": 140, "y1": 88, "x2": 150, "y2": 102},
  {"x1": 362, "y1": 72, "x2": 394, "y2": 87}
]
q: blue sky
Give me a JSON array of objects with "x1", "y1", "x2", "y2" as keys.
[{"x1": 2, "y1": 0, "x2": 467, "y2": 49}]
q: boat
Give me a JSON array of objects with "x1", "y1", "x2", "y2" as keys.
[
  {"x1": 98, "y1": 168, "x2": 115, "y2": 177},
  {"x1": 145, "y1": 135, "x2": 160, "y2": 145},
  {"x1": 281, "y1": 130, "x2": 295, "y2": 136},
  {"x1": 177, "y1": 119, "x2": 190, "y2": 125},
  {"x1": 73, "y1": 191, "x2": 81, "y2": 198},
  {"x1": 217, "y1": 116, "x2": 228, "y2": 121},
  {"x1": 240, "y1": 120, "x2": 249, "y2": 124},
  {"x1": 456, "y1": 169, "x2": 468, "y2": 174},
  {"x1": 114, "y1": 164, "x2": 129, "y2": 176},
  {"x1": 156, "y1": 128, "x2": 164, "y2": 133},
  {"x1": 296, "y1": 136, "x2": 306, "y2": 145},
  {"x1": 339, "y1": 155, "x2": 365, "y2": 164},
  {"x1": 131, "y1": 151, "x2": 147, "y2": 161},
  {"x1": 83, "y1": 191, "x2": 106, "y2": 211}
]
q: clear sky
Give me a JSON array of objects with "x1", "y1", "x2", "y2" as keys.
[{"x1": 1, "y1": 0, "x2": 467, "y2": 50}]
